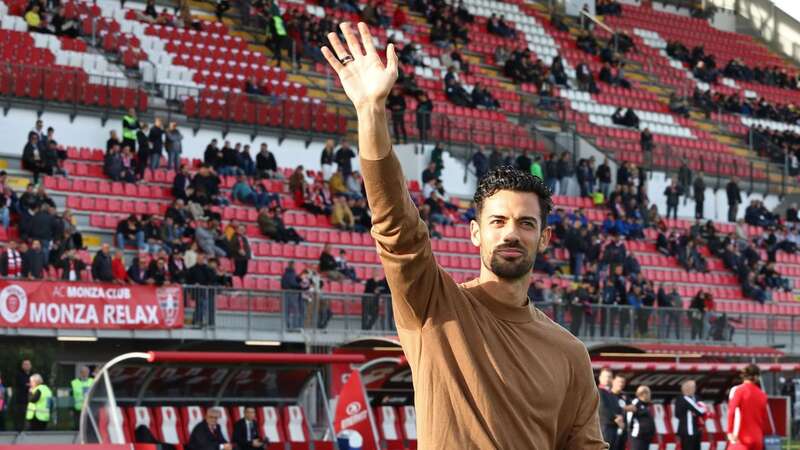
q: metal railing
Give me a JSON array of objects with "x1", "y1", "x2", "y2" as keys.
[{"x1": 182, "y1": 286, "x2": 800, "y2": 352}]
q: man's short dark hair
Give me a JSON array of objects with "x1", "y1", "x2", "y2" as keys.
[
  {"x1": 473, "y1": 165, "x2": 553, "y2": 224},
  {"x1": 741, "y1": 363, "x2": 760, "y2": 381}
]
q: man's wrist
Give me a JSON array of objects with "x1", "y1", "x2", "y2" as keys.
[{"x1": 355, "y1": 101, "x2": 387, "y2": 119}]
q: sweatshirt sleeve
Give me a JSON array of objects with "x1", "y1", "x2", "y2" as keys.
[
  {"x1": 561, "y1": 347, "x2": 609, "y2": 450},
  {"x1": 727, "y1": 385, "x2": 742, "y2": 436},
  {"x1": 360, "y1": 151, "x2": 443, "y2": 329}
]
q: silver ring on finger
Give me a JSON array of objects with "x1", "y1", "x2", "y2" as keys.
[{"x1": 339, "y1": 55, "x2": 354, "y2": 65}]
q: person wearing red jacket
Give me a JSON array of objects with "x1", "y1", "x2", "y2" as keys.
[{"x1": 727, "y1": 364, "x2": 768, "y2": 450}]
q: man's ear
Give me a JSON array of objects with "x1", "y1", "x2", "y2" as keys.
[
  {"x1": 469, "y1": 219, "x2": 481, "y2": 248},
  {"x1": 539, "y1": 226, "x2": 552, "y2": 251}
]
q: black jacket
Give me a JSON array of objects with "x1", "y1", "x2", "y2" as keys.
[
  {"x1": 629, "y1": 399, "x2": 655, "y2": 440},
  {"x1": 29, "y1": 210, "x2": 56, "y2": 241},
  {"x1": 172, "y1": 173, "x2": 190, "y2": 200},
  {"x1": 232, "y1": 418, "x2": 266, "y2": 450},
  {"x1": 14, "y1": 369, "x2": 31, "y2": 404},
  {"x1": 319, "y1": 252, "x2": 338, "y2": 272},
  {"x1": 149, "y1": 126, "x2": 164, "y2": 155},
  {"x1": 726, "y1": 181, "x2": 741, "y2": 206},
  {"x1": 22, "y1": 249, "x2": 45, "y2": 279},
  {"x1": 673, "y1": 395, "x2": 706, "y2": 436},
  {"x1": 256, "y1": 152, "x2": 277, "y2": 172},
  {"x1": 187, "y1": 422, "x2": 227, "y2": 450},
  {"x1": 598, "y1": 388, "x2": 624, "y2": 430},
  {"x1": 187, "y1": 263, "x2": 216, "y2": 285},
  {"x1": 91, "y1": 251, "x2": 114, "y2": 282},
  {"x1": 59, "y1": 257, "x2": 86, "y2": 281}
]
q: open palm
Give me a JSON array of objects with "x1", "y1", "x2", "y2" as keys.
[{"x1": 322, "y1": 22, "x2": 398, "y2": 109}]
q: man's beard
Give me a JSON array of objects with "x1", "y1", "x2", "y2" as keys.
[{"x1": 487, "y1": 244, "x2": 537, "y2": 280}]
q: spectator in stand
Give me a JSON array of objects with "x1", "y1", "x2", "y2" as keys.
[
  {"x1": 0, "y1": 241, "x2": 22, "y2": 278},
  {"x1": 24, "y1": 4, "x2": 48, "y2": 33},
  {"x1": 165, "y1": 122, "x2": 183, "y2": 172},
  {"x1": 318, "y1": 243, "x2": 343, "y2": 281},
  {"x1": 596, "y1": 158, "x2": 612, "y2": 199},
  {"x1": 471, "y1": 147, "x2": 489, "y2": 180},
  {"x1": 146, "y1": 257, "x2": 168, "y2": 286},
  {"x1": 148, "y1": 118, "x2": 164, "y2": 171},
  {"x1": 159, "y1": 215, "x2": 183, "y2": 254},
  {"x1": 416, "y1": 92, "x2": 433, "y2": 143},
  {"x1": 335, "y1": 249, "x2": 359, "y2": 282},
  {"x1": 190, "y1": 165, "x2": 224, "y2": 207},
  {"x1": 335, "y1": 140, "x2": 356, "y2": 180},
  {"x1": 22, "y1": 132, "x2": 49, "y2": 184},
  {"x1": 331, "y1": 195, "x2": 355, "y2": 231},
  {"x1": 556, "y1": 152, "x2": 572, "y2": 196},
  {"x1": 58, "y1": 249, "x2": 86, "y2": 281},
  {"x1": 692, "y1": 172, "x2": 706, "y2": 220},
  {"x1": 116, "y1": 215, "x2": 145, "y2": 251},
  {"x1": 91, "y1": 243, "x2": 114, "y2": 283},
  {"x1": 22, "y1": 240, "x2": 45, "y2": 279},
  {"x1": 196, "y1": 220, "x2": 227, "y2": 258},
  {"x1": 238, "y1": 144, "x2": 256, "y2": 177},
  {"x1": 106, "y1": 130, "x2": 124, "y2": 151},
  {"x1": 688, "y1": 291, "x2": 707, "y2": 340},
  {"x1": 134, "y1": 122, "x2": 151, "y2": 179},
  {"x1": 121, "y1": 108, "x2": 138, "y2": 152},
  {"x1": 664, "y1": 179, "x2": 682, "y2": 220},
  {"x1": 204, "y1": 139, "x2": 222, "y2": 170},
  {"x1": 319, "y1": 140, "x2": 336, "y2": 181},
  {"x1": 141, "y1": 215, "x2": 162, "y2": 254},
  {"x1": 668, "y1": 93, "x2": 690, "y2": 117},
  {"x1": 105, "y1": 144, "x2": 131, "y2": 182},
  {"x1": 168, "y1": 249, "x2": 188, "y2": 284},
  {"x1": 219, "y1": 142, "x2": 242, "y2": 176},
  {"x1": 786, "y1": 203, "x2": 799, "y2": 224},
  {"x1": 256, "y1": 143, "x2": 279, "y2": 180},
  {"x1": 444, "y1": 66, "x2": 474, "y2": 108},
  {"x1": 387, "y1": 86, "x2": 407, "y2": 144},
  {"x1": 172, "y1": 165, "x2": 191, "y2": 201},
  {"x1": 30, "y1": 204, "x2": 56, "y2": 266},
  {"x1": 281, "y1": 261, "x2": 304, "y2": 329},
  {"x1": 226, "y1": 224, "x2": 251, "y2": 280},
  {"x1": 726, "y1": 176, "x2": 742, "y2": 222}
]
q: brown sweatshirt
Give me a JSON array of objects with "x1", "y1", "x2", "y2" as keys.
[{"x1": 361, "y1": 151, "x2": 608, "y2": 450}]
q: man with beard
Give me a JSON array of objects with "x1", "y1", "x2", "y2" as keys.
[{"x1": 320, "y1": 22, "x2": 606, "y2": 449}]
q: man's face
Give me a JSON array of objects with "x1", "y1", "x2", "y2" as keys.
[
  {"x1": 206, "y1": 410, "x2": 220, "y2": 427},
  {"x1": 637, "y1": 388, "x2": 651, "y2": 402},
  {"x1": 80, "y1": 366, "x2": 90, "y2": 378},
  {"x1": 32, "y1": 241, "x2": 41, "y2": 250},
  {"x1": 598, "y1": 369, "x2": 613, "y2": 387},
  {"x1": 102, "y1": 244, "x2": 110, "y2": 255},
  {"x1": 470, "y1": 190, "x2": 550, "y2": 280},
  {"x1": 22, "y1": 360, "x2": 31, "y2": 372},
  {"x1": 244, "y1": 408, "x2": 256, "y2": 421},
  {"x1": 611, "y1": 376, "x2": 626, "y2": 393},
  {"x1": 682, "y1": 380, "x2": 696, "y2": 396}
]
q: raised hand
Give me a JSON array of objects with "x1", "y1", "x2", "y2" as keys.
[{"x1": 321, "y1": 22, "x2": 398, "y2": 110}]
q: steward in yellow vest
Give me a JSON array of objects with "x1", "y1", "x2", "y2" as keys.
[{"x1": 25, "y1": 374, "x2": 51, "y2": 431}]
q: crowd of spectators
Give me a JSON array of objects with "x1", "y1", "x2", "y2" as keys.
[
  {"x1": 669, "y1": 39, "x2": 800, "y2": 91},
  {"x1": 11, "y1": 111, "x2": 799, "y2": 335},
  {"x1": 22, "y1": 0, "x2": 80, "y2": 37}
]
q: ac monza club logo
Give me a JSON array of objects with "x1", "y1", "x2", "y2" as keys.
[
  {"x1": 345, "y1": 401, "x2": 362, "y2": 416},
  {"x1": 0, "y1": 285, "x2": 28, "y2": 324},
  {"x1": 157, "y1": 287, "x2": 180, "y2": 327}
]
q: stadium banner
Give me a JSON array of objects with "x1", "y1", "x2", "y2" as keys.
[
  {"x1": 333, "y1": 370, "x2": 380, "y2": 450},
  {"x1": 0, "y1": 281, "x2": 183, "y2": 329}
]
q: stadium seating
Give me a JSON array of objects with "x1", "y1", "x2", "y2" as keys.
[
  {"x1": 116, "y1": 405, "x2": 335, "y2": 450},
  {"x1": 35, "y1": 141, "x2": 798, "y2": 326}
]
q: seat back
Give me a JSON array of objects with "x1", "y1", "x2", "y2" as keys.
[
  {"x1": 399, "y1": 406, "x2": 417, "y2": 441},
  {"x1": 128, "y1": 406, "x2": 155, "y2": 439},
  {"x1": 376, "y1": 406, "x2": 401, "y2": 441},
  {"x1": 283, "y1": 405, "x2": 308, "y2": 443},
  {"x1": 182, "y1": 405, "x2": 206, "y2": 442},
  {"x1": 154, "y1": 406, "x2": 183, "y2": 445},
  {"x1": 258, "y1": 406, "x2": 284, "y2": 444},
  {"x1": 214, "y1": 407, "x2": 233, "y2": 442}
]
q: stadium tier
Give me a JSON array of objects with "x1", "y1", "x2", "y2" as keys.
[{"x1": 3, "y1": 0, "x2": 800, "y2": 443}]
